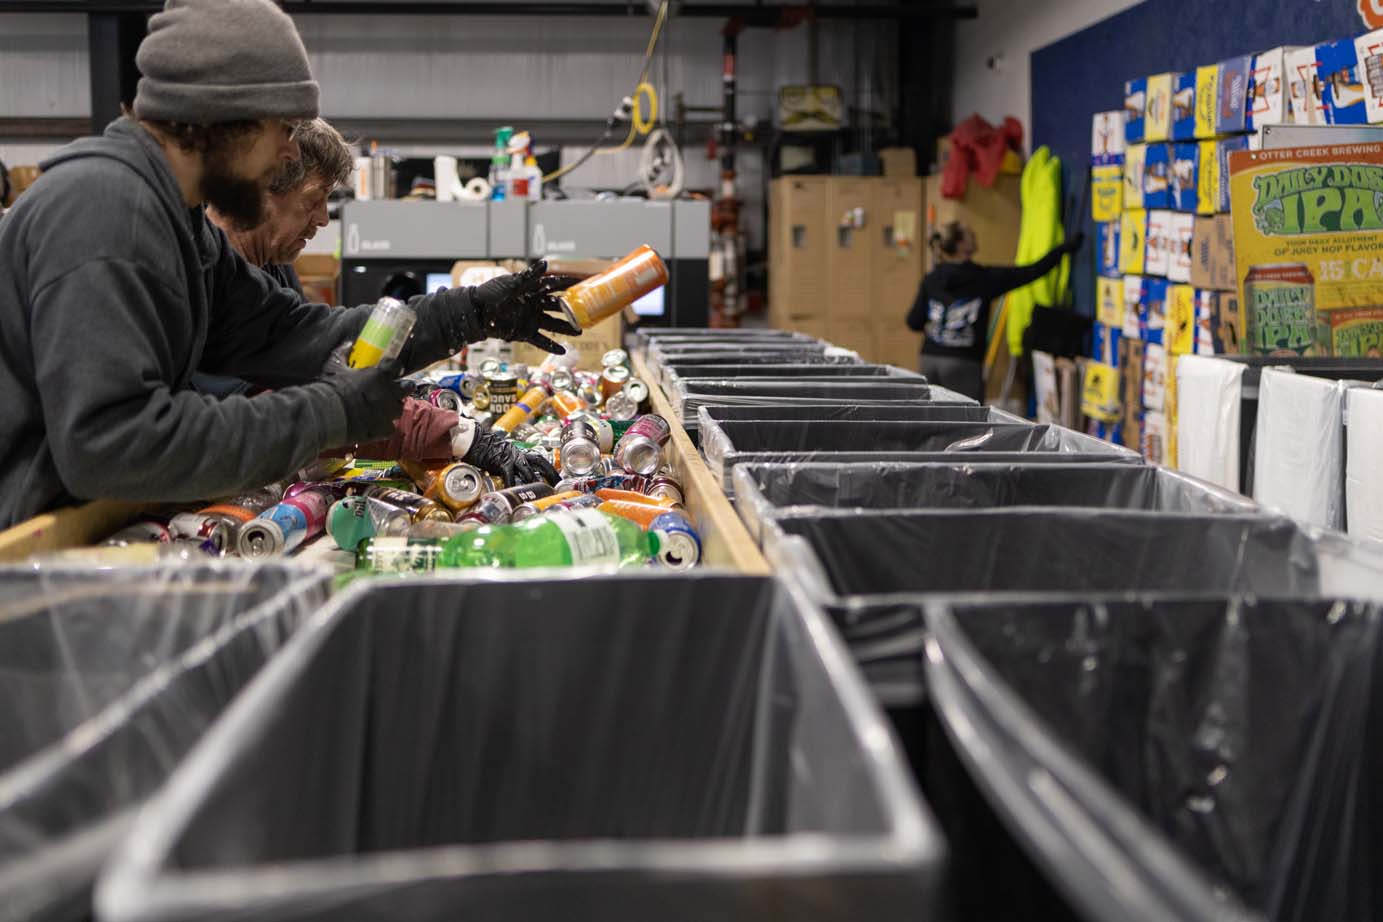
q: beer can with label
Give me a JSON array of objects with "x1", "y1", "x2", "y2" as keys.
[
  {"x1": 104, "y1": 519, "x2": 172, "y2": 547},
  {"x1": 326, "y1": 496, "x2": 412, "y2": 551},
  {"x1": 460, "y1": 482, "x2": 555, "y2": 527},
  {"x1": 600, "y1": 364, "x2": 630, "y2": 401},
  {"x1": 237, "y1": 491, "x2": 328, "y2": 559},
  {"x1": 511, "y1": 490, "x2": 585, "y2": 523},
  {"x1": 485, "y1": 372, "x2": 519, "y2": 415},
  {"x1": 569, "y1": 410, "x2": 614, "y2": 452},
  {"x1": 363, "y1": 485, "x2": 454, "y2": 523},
  {"x1": 604, "y1": 391, "x2": 639, "y2": 421},
  {"x1": 428, "y1": 387, "x2": 463, "y2": 412},
  {"x1": 613, "y1": 413, "x2": 671, "y2": 475},
  {"x1": 1243, "y1": 263, "x2": 1318, "y2": 356},
  {"x1": 430, "y1": 463, "x2": 493, "y2": 512},
  {"x1": 622, "y1": 377, "x2": 651, "y2": 407},
  {"x1": 559, "y1": 419, "x2": 603, "y2": 477},
  {"x1": 650, "y1": 509, "x2": 701, "y2": 570},
  {"x1": 168, "y1": 512, "x2": 237, "y2": 554},
  {"x1": 602, "y1": 348, "x2": 630, "y2": 369},
  {"x1": 645, "y1": 475, "x2": 686, "y2": 506}
]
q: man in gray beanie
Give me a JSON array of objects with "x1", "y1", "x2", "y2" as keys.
[{"x1": 0, "y1": 0, "x2": 576, "y2": 528}]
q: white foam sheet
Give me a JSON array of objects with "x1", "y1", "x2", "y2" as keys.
[
  {"x1": 1254, "y1": 367, "x2": 1347, "y2": 530},
  {"x1": 1175, "y1": 355, "x2": 1245, "y2": 492},
  {"x1": 1346, "y1": 387, "x2": 1383, "y2": 544}
]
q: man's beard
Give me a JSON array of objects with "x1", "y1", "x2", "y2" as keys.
[{"x1": 201, "y1": 150, "x2": 267, "y2": 232}]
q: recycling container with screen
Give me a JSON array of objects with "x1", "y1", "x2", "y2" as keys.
[
  {"x1": 671, "y1": 378, "x2": 954, "y2": 432},
  {"x1": 732, "y1": 462, "x2": 1261, "y2": 545},
  {"x1": 97, "y1": 573, "x2": 946, "y2": 922},
  {"x1": 0, "y1": 562, "x2": 328, "y2": 922},
  {"x1": 923, "y1": 594, "x2": 1383, "y2": 922},
  {"x1": 701, "y1": 419, "x2": 1138, "y2": 489}
]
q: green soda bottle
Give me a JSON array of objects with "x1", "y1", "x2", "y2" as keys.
[{"x1": 439, "y1": 508, "x2": 654, "y2": 569}]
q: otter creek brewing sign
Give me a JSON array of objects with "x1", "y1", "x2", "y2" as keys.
[{"x1": 1229, "y1": 144, "x2": 1383, "y2": 357}]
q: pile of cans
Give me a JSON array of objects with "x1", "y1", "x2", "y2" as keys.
[{"x1": 99, "y1": 348, "x2": 701, "y2": 572}]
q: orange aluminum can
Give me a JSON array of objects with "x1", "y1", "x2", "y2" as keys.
[
  {"x1": 493, "y1": 385, "x2": 549, "y2": 433},
  {"x1": 595, "y1": 488, "x2": 678, "y2": 509},
  {"x1": 558, "y1": 245, "x2": 669, "y2": 329},
  {"x1": 598, "y1": 499, "x2": 672, "y2": 529},
  {"x1": 549, "y1": 389, "x2": 587, "y2": 420}
]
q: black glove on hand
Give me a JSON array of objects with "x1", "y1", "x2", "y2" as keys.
[
  {"x1": 322, "y1": 342, "x2": 410, "y2": 444},
  {"x1": 467, "y1": 260, "x2": 582, "y2": 354},
  {"x1": 463, "y1": 427, "x2": 560, "y2": 486},
  {"x1": 1061, "y1": 231, "x2": 1086, "y2": 255}
]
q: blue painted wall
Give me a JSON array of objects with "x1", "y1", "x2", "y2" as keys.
[{"x1": 1031, "y1": 0, "x2": 1369, "y2": 317}]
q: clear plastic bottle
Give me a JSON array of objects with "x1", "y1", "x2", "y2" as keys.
[
  {"x1": 439, "y1": 508, "x2": 653, "y2": 569},
  {"x1": 348, "y1": 297, "x2": 417, "y2": 369}
]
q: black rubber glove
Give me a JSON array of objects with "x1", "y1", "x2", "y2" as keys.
[
  {"x1": 470, "y1": 261, "x2": 582, "y2": 354},
  {"x1": 1060, "y1": 231, "x2": 1086, "y2": 255},
  {"x1": 462, "y1": 427, "x2": 560, "y2": 487},
  {"x1": 322, "y1": 342, "x2": 410, "y2": 444}
]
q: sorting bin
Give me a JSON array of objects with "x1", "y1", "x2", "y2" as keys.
[
  {"x1": 923, "y1": 594, "x2": 1383, "y2": 922},
  {"x1": 663, "y1": 363, "x2": 920, "y2": 393},
  {"x1": 700, "y1": 419, "x2": 1138, "y2": 489},
  {"x1": 97, "y1": 573, "x2": 947, "y2": 922},
  {"x1": 0, "y1": 562, "x2": 327, "y2": 922},
  {"x1": 671, "y1": 378, "x2": 955, "y2": 430},
  {"x1": 700, "y1": 404, "x2": 1023, "y2": 425},
  {"x1": 732, "y1": 462, "x2": 1261, "y2": 545}
]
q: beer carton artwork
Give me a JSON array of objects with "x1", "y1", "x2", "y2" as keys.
[
  {"x1": 1356, "y1": 29, "x2": 1383, "y2": 123},
  {"x1": 1172, "y1": 143, "x2": 1200, "y2": 212},
  {"x1": 1119, "y1": 209, "x2": 1146, "y2": 274},
  {"x1": 1142, "y1": 276, "x2": 1170, "y2": 347},
  {"x1": 1247, "y1": 47, "x2": 1297, "y2": 131},
  {"x1": 1229, "y1": 144, "x2": 1383, "y2": 357},
  {"x1": 1168, "y1": 212, "x2": 1195, "y2": 283},
  {"x1": 1217, "y1": 136, "x2": 1251, "y2": 211},
  {"x1": 1122, "y1": 274, "x2": 1147, "y2": 339},
  {"x1": 1171, "y1": 72, "x2": 1197, "y2": 141},
  {"x1": 1097, "y1": 275, "x2": 1124, "y2": 328},
  {"x1": 1123, "y1": 143, "x2": 1147, "y2": 209},
  {"x1": 1144, "y1": 210, "x2": 1173, "y2": 277},
  {"x1": 1193, "y1": 288, "x2": 1218, "y2": 354},
  {"x1": 1145, "y1": 73, "x2": 1174, "y2": 142},
  {"x1": 1197, "y1": 139, "x2": 1220, "y2": 214},
  {"x1": 1216, "y1": 56, "x2": 1252, "y2": 135},
  {"x1": 1143, "y1": 144, "x2": 1173, "y2": 209},
  {"x1": 1285, "y1": 45, "x2": 1327, "y2": 125},
  {"x1": 1081, "y1": 361, "x2": 1121, "y2": 424},
  {"x1": 1091, "y1": 111, "x2": 1126, "y2": 163},
  {"x1": 1167, "y1": 284, "x2": 1197, "y2": 354},
  {"x1": 1317, "y1": 38, "x2": 1367, "y2": 125},
  {"x1": 1125, "y1": 77, "x2": 1148, "y2": 144},
  {"x1": 1194, "y1": 64, "x2": 1220, "y2": 139},
  {"x1": 1091, "y1": 163, "x2": 1123, "y2": 220},
  {"x1": 1097, "y1": 219, "x2": 1122, "y2": 277}
]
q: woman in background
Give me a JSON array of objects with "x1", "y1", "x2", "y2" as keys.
[{"x1": 907, "y1": 221, "x2": 1082, "y2": 402}]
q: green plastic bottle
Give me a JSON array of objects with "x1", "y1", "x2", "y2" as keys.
[{"x1": 439, "y1": 508, "x2": 654, "y2": 569}]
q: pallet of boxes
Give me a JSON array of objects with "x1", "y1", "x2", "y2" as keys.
[{"x1": 766, "y1": 152, "x2": 925, "y2": 367}]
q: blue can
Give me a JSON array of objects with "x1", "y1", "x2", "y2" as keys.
[{"x1": 649, "y1": 509, "x2": 701, "y2": 570}]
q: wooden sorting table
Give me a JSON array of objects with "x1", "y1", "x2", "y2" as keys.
[{"x1": 0, "y1": 351, "x2": 769, "y2": 574}]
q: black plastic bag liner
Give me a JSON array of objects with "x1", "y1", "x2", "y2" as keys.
[
  {"x1": 96, "y1": 573, "x2": 946, "y2": 922},
  {"x1": 731, "y1": 461, "x2": 1260, "y2": 544},
  {"x1": 0, "y1": 562, "x2": 328, "y2": 922},
  {"x1": 701, "y1": 419, "x2": 1138, "y2": 490},
  {"x1": 671, "y1": 378, "x2": 949, "y2": 428},
  {"x1": 632, "y1": 328, "x2": 818, "y2": 351},
  {"x1": 699, "y1": 404, "x2": 1023, "y2": 425},
  {"x1": 924, "y1": 594, "x2": 1383, "y2": 922},
  {"x1": 648, "y1": 352, "x2": 864, "y2": 386},
  {"x1": 663, "y1": 363, "x2": 920, "y2": 392}
]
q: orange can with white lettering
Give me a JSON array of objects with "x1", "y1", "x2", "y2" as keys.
[{"x1": 558, "y1": 245, "x2": 669, "y2": 329}]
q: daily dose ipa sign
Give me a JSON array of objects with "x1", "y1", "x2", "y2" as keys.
[{"x1": 1229, "y1": 144, "x2": 1383, "y2": 357}]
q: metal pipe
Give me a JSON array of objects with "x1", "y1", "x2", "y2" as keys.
[{"x1": 0, "y1": 1, "x2": 976, "y2": 18}]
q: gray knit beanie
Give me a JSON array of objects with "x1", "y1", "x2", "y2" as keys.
[{"x1": 133, "y1": 0, "x2": 319, "y2": 124}]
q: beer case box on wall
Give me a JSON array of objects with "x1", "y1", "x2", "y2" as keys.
[
  {"x1": 1216, "y1": 55, "x2": 1253, "y2": 135},
  {"x1": 1125, "y1": 77, "x2": 1148, "y2": 144},
  {"x1": 1142, "y1": 276, "x2": 1170, "y2": 347},
  {"x1": 1193, "y1": 288, "x2": 1218, "y2": 354},
  {"x1": 1081, "y1": 360, "x2": 1122, "y2": 423},
  {"x1": 1145, "y1": 73, "x2": 1174, "y2": 143},
  {"x1": 1247, "y1": 47, "x2": 1298, "y2": 131},
  {"x1": 1190, "y1": 214, "x2": 1236, "y2": 291},
  {"x1": 1167, "y1": 284, "x2": 1197, "y2": 354},
  {"x1": 1122, "y1": 274, "x2": 1147, "y2": 339},
  {"x1": 1091, "y1": 111, "x2": 1127, "y2": 162},
  {"x1": 1168, "y1": 212, "x2": 1195, "y2": 284},
  {"x1": 1355, "y1": 29, "x2": 1383, "y2": 124},
  {"x1": 1093, "y1": 319, "x2": 1122, "y2": 367},
  {"x1": 1123, "y1": 143, "x2": 1147, "y2": 209},
  {"x1": 1091, "y1": 164, "x2": 1124, "y2": 221},
  {"x1": 1141, "y1": 410, "x2": 1167, "y2": 465},
  {"x1": 1196, "y1": 140, "x2": 1220, "y2": 215},
  {"x1": 1317, "y1": 38, "x2": 1368, "y2": 125},
  {"x1": 1194, "y1": 65, "x2": 1221, "y2": 139},
  {"x1": 1142, "y1": 144, "x2": 1173, "y2": 209},
  {"x1": 1285, "y1": 45, "x2": 1328, "y2": 126},
  {"x1": 1229, "y1": 142, "x2": 1383, "y2": 356},
  {"x1": 1119, "y1": 210, "x2": 1147, "y2": 274},
  {"x1": 1097, "y1": 220, "x2": 1122, "y2": 276},
  {"x1": 1142, "y1": 342, "x2": 1167, "y2": 412},
  {"x1": 1171, "y1": 72, "x2": 1198, "y2": 141},
  {"x1": 1214, "y1": 290, "x2": 1244, "y2": 354},
  {"x1": 1144, "y1": 210, "x2": 1174, "y2": 277},
  {"x1": 1096, "y1": 276, "x2": 1124, "y2": 328},
  {"x1": 1119, "y1": 336, "x2": 1146, "y2": 449},
  {"x1": 1171, "y1": 143, "x2": 1200, "y2": 212},
  {"x1": 1217, "y1": 136, "x2": 1250, "y2": 211}
]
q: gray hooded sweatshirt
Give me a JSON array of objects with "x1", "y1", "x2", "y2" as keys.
[{"x1": 0, "y1": 118, "x2": 464, "y2": 527}]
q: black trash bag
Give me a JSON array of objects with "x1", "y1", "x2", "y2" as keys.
[{"x1": 672, "y1": 378, "x2": 945, "y2": 429}]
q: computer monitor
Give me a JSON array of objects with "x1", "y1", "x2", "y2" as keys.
[
  {"x1": 425, "y1": 272, "x2": 452, "y2": 293},
  {"x1": 631, "y1": 286, "x2": 665, "y2": 317}
]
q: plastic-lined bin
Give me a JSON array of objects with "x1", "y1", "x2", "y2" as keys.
[
  {"x1": 97, "y1": 573, "x2": 946, "y2": 922},
  {"x1": 0, "y1": 562, "x2": 327, "y2": 922},
  {"x1": 663, "y1": 363, "x2": 920, "y2": 391},
  {"x1": 671, "y1": 378, "x2": 956, "y2": 430},
  {"x1": 700, "y1": 404, "x2": 1023, "y2": 425},
  {"x1": 701, "y1": 419, "x2": 1138, "y2": 489},
  {"x1": 632, "y1": 328, "x2": 819, "y2": 352},
  {"x1": 924, "y1": 594, "x2": 1383, "y2": 922},
  {"x1": 648, "y1": 352, "x2": 863, "y2": 386},
  {"x1": 761, "y1": 508, "x2": 1380, "y2": 705},
  {"x1": 732, "y1": 462, "x2": 1261, "y2": 545}
]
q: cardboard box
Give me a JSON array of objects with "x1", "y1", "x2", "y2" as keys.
[
  {"x1": 1097, "y1": 219, "x2": 1122, "y2": 277},
  {"x1": 1143, "y1": 341, "x2": 1167, "y2": 412},
  {"x1": 1122, "y1": 274, "x2": 1146, "y2": 339},
  {"x1": 1170, "y1": 142, "x2": 1199, "y2": 212},
  {"x1": 1196, "y1": 139, "x2": 1219, "y2": 215},
  {"x1": 1285, "y1": 45, "x2": 1327, "y2": 125},
  {"x1": 1093, "y1": 320, "x2": 1122, "y2": 368},
  {"x1": 871, "y1": 318, "x2": 922, "y2": 369},
  {"x1": 1125, "y1": 77, "x2": 1147, "y2": 144},
  {"x1": 1119, "y1": 209, "x2": 1147, "y2": 275},
  {"x1": 769, "y1": 176, "x2": 829, "y2": 321},
  {"x1": 1318, "y1": 37, "x2": 1367, "y2": 124},
  {"x1": 1096, "y1": 275, "x2": 1124, "y2": 328},
  {"x1": 1091, "y1": 163, "x2": 1123, "y2": 221},
  {"x1": 1167, "y1": 284, "x2": 1196, "y2": 354},
  {"x1": 1091, "y1": 111, "x2": 1126, "y2": 162},
  {"x1": 1194, "y1": 64, "x2": 1220, "y2": 139},
  {"x1": 1141, "y1": 409, "x2": 1167, "y2": 465},
  {"x1": 1247, "y1": 47, "x2": 1296, "y2": 131},
  {"x1": 1216, "y1": 135, "x2": 1249, "y2": 212},
  {"x1": 1216, "y1": 55, "x2": 1252, "y2": 134},
  {"x1": 1189, "y1": 214, "x2": 1236, "y2": 291},
  {"x1": 1142, "y1": 144, "x2": 1173, "y2": 209},
  {"x1": 1081, "y1": 360, "x2": 1121, "y2": 424},
  {"x1": 1122, "y1": 143, "x2": 1146, "y2": 210},
  {"x1": 925, "y1": 172, "x2": 1022, "y2": 271},
  {"x1": 1193, "y1": 288, "x2": 1217, "y2": 354},
  {"x1": 1145, "y1": 73, "x2": 1174, "y2": 142},
  {"x1": 1144, "y1": 209, "x2": 1173, "y2": 277},
  {"x1": 1171, "y1": 72, "x2": 1197, "y2": 141},
  {"x1": 879, "y1": 147, "x2": 917, "y2": 177},
  {"x1": 1119, "y1": 336, "x2": 1146, "y2": 449},
  {"x1": 1167, "y1": 212, "x2": 1195, "y2": 283},
  {"x1": 513, "y1": 313, "x2": 622, "y2": 369},
  {"x1": 1213, "y1": 290, "x2": 1243, "y2": 354},
  {"x1": 1356, "y1": 29, "x2": 1383, "y2": 123},
  {"x1": 1142, "y1": 277, "x2": 1170, "y2": 347}
]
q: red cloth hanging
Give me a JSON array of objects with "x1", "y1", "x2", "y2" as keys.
[{"x1": 941, "y1": 114, "x2": 1024, "y2": 199}]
